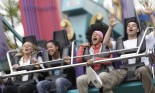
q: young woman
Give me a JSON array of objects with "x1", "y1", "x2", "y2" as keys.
[
  {"x1": 36, "y1": 40, "x2": 76, "y2": 93},
  {"x1": 3, "y1": 41, "x2": 43, "y2": 93}
]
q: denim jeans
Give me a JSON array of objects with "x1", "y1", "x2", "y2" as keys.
[{"x1": 37, "y1": 78, "x2": 72, "y2": 93}]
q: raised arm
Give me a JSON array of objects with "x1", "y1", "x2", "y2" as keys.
[
  {"x1": 142, "y1": 2, "x2": 155, "y2": 35},
  {"x1": 103, "y1": 14, "x2": 117, "y2": 48}
]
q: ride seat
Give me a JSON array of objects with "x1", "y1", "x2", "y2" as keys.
[
  {"x1": 116, "y1": 17, "x2": 146, "y2": 82},
  {"x1": 37, "y1": 40, "x2": 47, "y2": 49},
  {"x1": 48, "y1": 30, "x2": 76, "y2": 92},
  {"x1": 22, "y1": 35, "x2": 37, "y2": 45},
  {"x1": 53, "y1": 30, "x2": 70, "y2": 51}
]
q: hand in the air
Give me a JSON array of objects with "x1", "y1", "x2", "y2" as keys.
[
  {"x1": 142, "y1": 1, "x2": 153, "y2": 15},
  {"x1": 109, "y1": 13, "x2": 118, "y2": 27}
]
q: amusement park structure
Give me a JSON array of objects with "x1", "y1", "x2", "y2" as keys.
[{"x1": 0, "y1": 0, "x2": 155, "y2": 93}]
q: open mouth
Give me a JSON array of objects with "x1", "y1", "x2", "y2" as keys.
[
  {"x1": 49, "y1": 50, "x2": 54, "y2": 54},
  {"x1": 25, "y1": 49, "x2": 29, "y2": 51},
  {"x1": 93, "y1": 38, "x2": 97, "y2": 41},
  {"x1": 129, "y1": 29, "x2": 133, "y2": 32}
]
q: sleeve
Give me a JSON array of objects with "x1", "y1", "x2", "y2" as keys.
[
  {"x1": 145, "y1": 32, "x2": 155, "y2": 42},
  {"x1": 16, "y1": 65, "x2": 34, "y2": 71},
  {"x1": 76, "y1": 45, "x2": 85, "y2": 63},
  {"x1": 38, "y1": 56, "x2": 45, "y2": 69},
  {"x1": 111, "y1": 41, "x2": 116, "y2": 50},
  {"x1": 145, "y1": 32, "x2": 155, "y2": 49}
]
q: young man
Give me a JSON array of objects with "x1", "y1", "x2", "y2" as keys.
[
  {"x1": 102, "y1": 3, "x2": 155, "y2": 93},
  {"x1": 76, "y1": 23, "x2": 114, "y2": 93}
]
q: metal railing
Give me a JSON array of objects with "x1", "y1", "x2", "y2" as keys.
[
  {"x1": 1, "y1": 27, "x2": 155, "y2": 78},
  {"x1": 1, "y1": 52, "x2": 150, "y2": 78},
  {"x1": 0, "y1": 16, "x2": 22, "y2": 42}
]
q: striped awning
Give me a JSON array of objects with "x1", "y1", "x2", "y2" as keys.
[{"x1": 19, "y1": 0, "x2": 61, "y2": 40}]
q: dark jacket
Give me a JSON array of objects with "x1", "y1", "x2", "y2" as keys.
[{"x1": 43, "y1": 53, "x2": 76, "y2": 87}]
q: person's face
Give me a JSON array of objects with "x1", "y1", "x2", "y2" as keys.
[
  {"x1": 47, "y1": 42, "x2": 58, "y2": 56},
  {"x1": 22, "y1": 42, "x2": 34, "y2": 54},
  {"x1": 126, "y1": 22, "x2": 139, "y2": 36},
  {"x1": 91, "y1": 32, "x2": 102, "y2": 45}
]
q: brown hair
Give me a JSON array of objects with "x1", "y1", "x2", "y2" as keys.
[{"x1": 123, "y1": 17, "x2": 140, "y2": 40}]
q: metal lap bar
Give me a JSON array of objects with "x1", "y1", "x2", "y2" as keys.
[
  {"x1": 1, "y1": 52, "x2": 148, "y2": 78},
  {"x1": 70, "y1": 41, "x2": 75, "y2": 65},
  {"x1": 136, "y1": 27, "x2": 155, "y2": 78},
  {"x1": 137, "y1": 27, "x2": 154, "y2": 54},
  {"x1": 18, "y1": 47, "x2": 138, "y2": 67},
  {"x1": 6, "y1": 50, "x2": 18, "y2": 73}
]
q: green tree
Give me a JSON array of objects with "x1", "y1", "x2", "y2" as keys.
[{"x1": 0, "y1": 0, "x2": 20, "y2": 49}]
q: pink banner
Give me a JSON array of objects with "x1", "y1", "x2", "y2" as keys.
[{"x1": 19, "y1": 0, "x2": 61, "y2": 41}]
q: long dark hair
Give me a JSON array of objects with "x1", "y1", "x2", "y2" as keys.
[
  {"x1": 47, "y1": 40, "x2": 61, "y2": 52},
  {"x1": 86, "y1": 22, "x2": 108, "y2": 44},
  {"x1": 47, "y1": 40, "x2": 61, "y2": 60}
]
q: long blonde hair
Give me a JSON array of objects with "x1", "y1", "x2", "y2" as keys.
[{"x1": 15, "y1": 42, "x2": 40, "y2": 57}]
